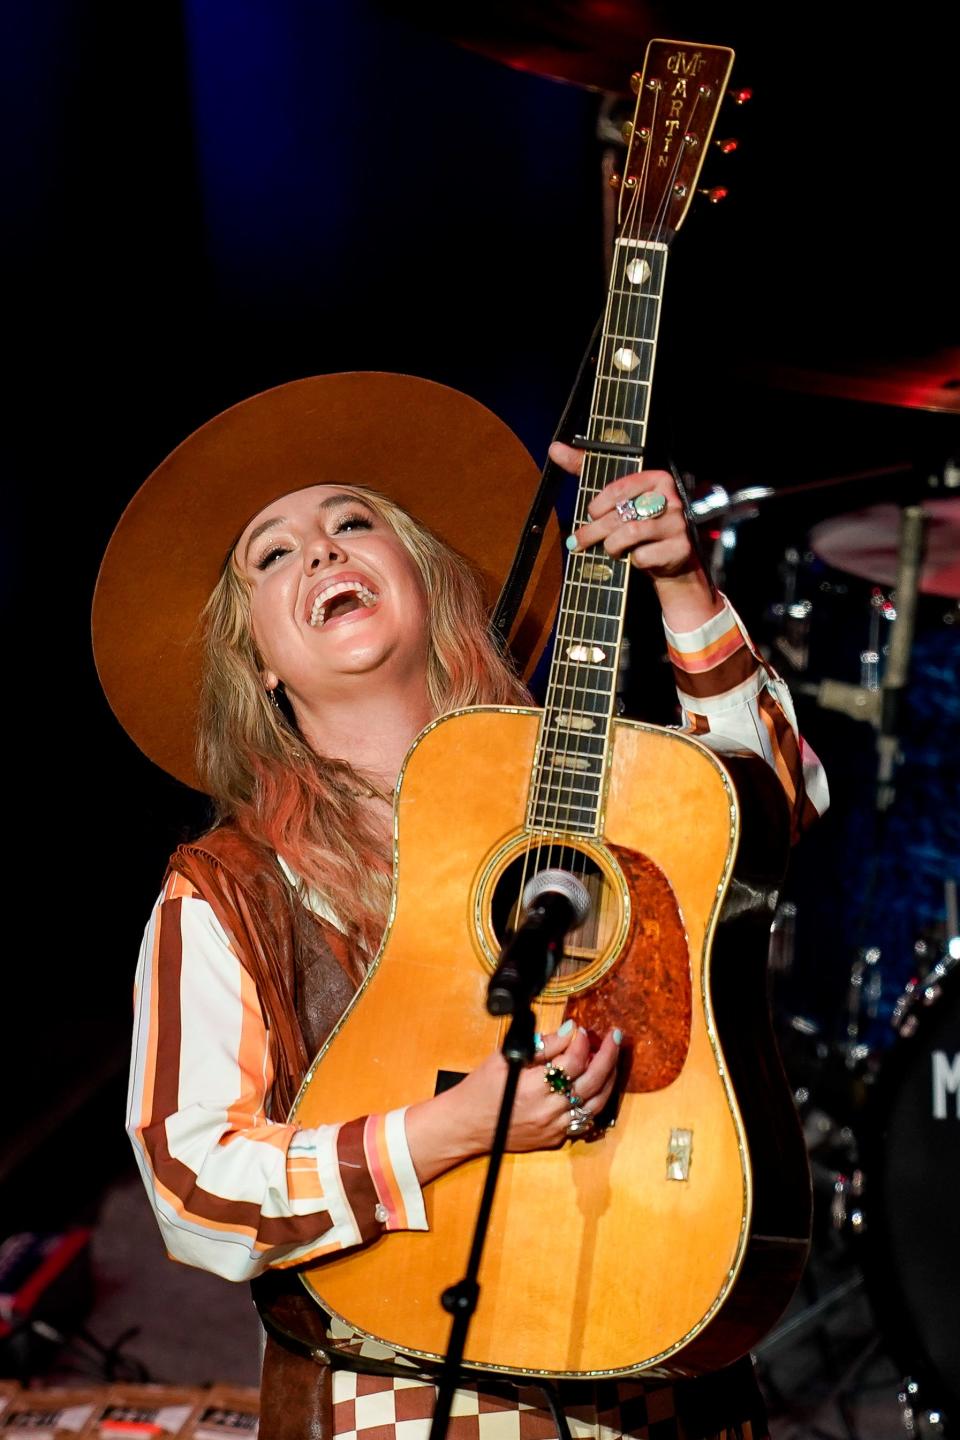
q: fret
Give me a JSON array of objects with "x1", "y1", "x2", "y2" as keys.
[
  {"x1": 532, "y1": 794, "x2": 601, "y2": 817},
  {"x1": 602, "y1": 311, "x2": 660, "y2": 340},
  {"x1": 557, "y1": 598, "x2": 624, "y2": 617},
  {"x1": 608, "y1": 285, "x2": 663, "y2": 302},
  {"x1": 556, "y1": 622, "x2": 622, "y2": 647},
  {"x1": 532, "y1": 797, "x2": 602, "y2": 816},
  {"x1": 547, "y1": 678, "x2": 614, "y2": 698},
  {"x1": 545, "y1": 729, "x2": 606, "y2": 752},
  {"x1": 587, "y1": 413, "x2": 646, "y2": 434},
  {"x1": 592, "y1": 383, "x2": 652, "y2": 428},
  {"x1": 593, "y1": 371, "x2": 651, "y2": 391},
  {"x1": 555, "y1": 659, "x2": 617, "y2": 675},
  {"x1": 533, "y1": 776, "x2": 603, "y2": 800},
  {"x1": 528, "y1": 819, "x2": 598, "y2": 837}
]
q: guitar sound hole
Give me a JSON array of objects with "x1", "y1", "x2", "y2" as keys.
[{"x1": 489, "y1": 844, "x2": 618, "y2": 976}]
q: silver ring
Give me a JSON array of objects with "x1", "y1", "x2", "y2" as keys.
[
  {"x1": 566, "y1": 1105, "x2": 593, "y2": 1137},
  {"x1": 616, "y1": 493, "x2": 666, "y2": 523}
]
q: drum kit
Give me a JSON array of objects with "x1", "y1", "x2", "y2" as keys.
[{"x1": 697, "y1": 355, "x2": 960, "y2": 1432}]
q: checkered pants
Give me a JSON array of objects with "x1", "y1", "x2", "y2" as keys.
[{"x1": 327, "y1": 1322, "x2": 760, "y2": 1440}]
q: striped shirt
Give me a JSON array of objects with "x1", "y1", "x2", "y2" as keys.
[{"x1": 127, "y1": 595, "x2": 827, "y2": 1281}]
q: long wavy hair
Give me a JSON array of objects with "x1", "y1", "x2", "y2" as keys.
[{"x1": 197, "y1": 486, "x2": 530, "y2": 971}]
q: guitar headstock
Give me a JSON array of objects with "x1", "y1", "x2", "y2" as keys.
[{"x1": 616, "y1": 39, "x2": 735, "y2": 241}]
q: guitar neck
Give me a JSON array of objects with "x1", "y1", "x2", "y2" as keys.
[
  {"x1": 529, "y1": 244, "x2": 668, "y2": 837},
  {"x1": 527, "y1": 38, "x2": 733, "y2": 838}
]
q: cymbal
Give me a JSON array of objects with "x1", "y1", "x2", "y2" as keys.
[
  {"x1": 376, "y1": 1, "x2": 727, "y2": 93},
  {"x1": 809, "y1": 499, "x2": 960, "y2": 597},
  {"x1": 761, "y1": 348, "x2": 960, "y2": 415}
]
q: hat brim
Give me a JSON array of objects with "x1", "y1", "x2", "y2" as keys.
[{"x1": 92, "y1": 372, "x2": 559, "y2": 791}]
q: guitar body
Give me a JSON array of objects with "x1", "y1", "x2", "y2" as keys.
[{"x1": 291, "y1": 706, "x2": 809, "y2": 1378}]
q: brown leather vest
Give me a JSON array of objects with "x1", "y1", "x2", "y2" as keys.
[{"x1": 169, "y1": 824, "x2": 364, "y2": 1440}]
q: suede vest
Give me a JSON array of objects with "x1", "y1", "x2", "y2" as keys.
[{"x1": 169, "y1": 824, "x2": 365, "y2": 1440}]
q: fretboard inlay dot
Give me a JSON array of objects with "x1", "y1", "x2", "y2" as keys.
[
  {"x1": 566, "y1": 644, "x2": 607, "y2": 664},
  {"x1": 625, "y1": 258, "x2": 652, "y2": 285}
]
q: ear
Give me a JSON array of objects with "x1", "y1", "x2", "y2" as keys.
[{"x1": 262, "y1": 669, "x2": 281, "y2": 692}]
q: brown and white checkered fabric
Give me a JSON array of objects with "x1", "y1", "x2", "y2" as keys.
[{"x1": 326, "y1": 1322, "x2": 756, "y2": 1440}]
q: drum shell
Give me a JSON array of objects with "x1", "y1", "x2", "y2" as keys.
[{"x1": 858, "y1": 960, "x2": 960, "y2": 1425}]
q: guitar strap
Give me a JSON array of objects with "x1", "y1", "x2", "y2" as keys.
[
  {"x1": 489, "y1": 315, "x2": 714, "y2": 651},
  {"x1": 489, "y1": 314, "x2": 603, "y2": 650}
]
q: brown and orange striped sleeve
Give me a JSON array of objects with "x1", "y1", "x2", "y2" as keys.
[
  {"x1": 127, "y1": 870, "x2": 427, "y2": 1281},
  {"x1": 664, "y1": 596, "x2": 829, "y2": 840}
]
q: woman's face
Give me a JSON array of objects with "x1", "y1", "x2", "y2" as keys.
[{"x1": 234, "y1": 485, "x2": 430, "y2": 706}]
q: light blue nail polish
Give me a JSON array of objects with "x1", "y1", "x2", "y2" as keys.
[
  {"x1": 557, "y1": 1019, "x2": 575, "y2": 1037},
  {"x1": 533, "y1": 1032, "x2": 545, "y2": 1052},
  {"x1": 565, "y1": 535, "x2": 578, "y2": 552},
  {"x1": 613, "y1": 1028, "x2": 623, "y2": 1045}
]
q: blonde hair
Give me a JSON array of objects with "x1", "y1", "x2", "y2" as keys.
[{"x1": 197, "y1": 487, "x2": 529, "y2": 968}]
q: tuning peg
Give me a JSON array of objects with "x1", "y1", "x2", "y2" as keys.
[
  {"x1": 630, "y1": 71, "x2": 643, "y2": 94},
  {"x1": 697, "y1": 186, "x2": 729, "y2": 204},
  {"x1": 609, "y1": 172, "x2": 622, "y2": 190},
  {"x1": 714, "y1": 137, "x2": 739, "y2": 154},
  {"x1": 727, "y1": 86, "x2": 752, "y2": 105}
]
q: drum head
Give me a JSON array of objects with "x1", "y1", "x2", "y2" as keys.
[{"x1": 860, "y1": 960, "x2": 960, "y2": 1421}]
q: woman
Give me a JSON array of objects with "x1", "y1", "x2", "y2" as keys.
[{"x1": 95, "y1": 372, "x2": 827, "y2": 1440}]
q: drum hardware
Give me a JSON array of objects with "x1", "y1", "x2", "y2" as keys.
[
  {"x1": 843, "y1": 946, "x2": 883, "y2": 1069},
  {"x1": 828, "y1": 1167, "x2": 865, "y2": 1235},
  {"x1": 898, "y1": 1379, "x2": 948, "y2": 1437}
]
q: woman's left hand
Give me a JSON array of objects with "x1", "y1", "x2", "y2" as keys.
[{"x1": 549, "y1": 441, "x2": 697, "y2": 581}]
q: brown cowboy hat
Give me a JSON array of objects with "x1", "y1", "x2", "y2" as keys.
[{"x1": 92, "y1": 371, "x2": 559, "y2": 792}]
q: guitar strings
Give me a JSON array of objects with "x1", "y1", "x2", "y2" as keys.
[
  {"x1": 510, "y1": 74, "x2": 703, "y2": 1013},
  {"x1": 536, "y1": 77, "x2": 669, "y2": 915},
  {"x1": 517, "y1": 73, "x2": 675, "y2": 977}
]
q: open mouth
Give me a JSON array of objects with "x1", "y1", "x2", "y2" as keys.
[{"x1": 308, "y1": 578, "x2": 380, "y2": 628}]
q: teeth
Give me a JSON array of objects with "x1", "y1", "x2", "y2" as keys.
[{"x1": 309, "y1": 580, "x2": 378, "y2": 627}]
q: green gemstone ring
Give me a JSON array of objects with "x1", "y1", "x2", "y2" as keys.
[{"x1": 544, "y1": 1063, "x2": 573, "y2": 1096}]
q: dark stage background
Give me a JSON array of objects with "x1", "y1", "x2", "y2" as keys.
[{"x1": 3, "y1": 0, "x2": 958, "y2": 1401}]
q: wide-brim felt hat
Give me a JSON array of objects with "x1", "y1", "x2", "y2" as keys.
[{"x1": 93, "y1": 371, "x2": 560, "y2": 792}]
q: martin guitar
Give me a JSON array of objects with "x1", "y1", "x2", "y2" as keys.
[{"x1": 290, "y1": 37, "x2": 811, "y2": 1380}]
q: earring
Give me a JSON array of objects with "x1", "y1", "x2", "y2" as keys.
[{"x1": 267, "y1": 686, "x2": 282, "y2": 713}]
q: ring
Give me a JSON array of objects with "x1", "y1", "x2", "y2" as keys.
[
  {"x1": 544, "y1": 1063, "x2": 573, "y2": 1096},
  {"x1": 566, "y1": 1105, "x2": 594, "y2": 1137},
  {"x1": 616, "y1": 493, "x2": 667, "y2": 523}
]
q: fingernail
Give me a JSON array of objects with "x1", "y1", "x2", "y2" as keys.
[
  {"x1": 613, "y1": 1028, "x2": 623, "y2": 1045},
  {"x1": 557, "y1": 1019, "x2": 575, "y2": 1037},
  {"x1": 565, "y1": 534, "x2": 579, "y2": 552},
  {"x1": 533, "y1": 1032, "x2": 545, "y2": 1052}
]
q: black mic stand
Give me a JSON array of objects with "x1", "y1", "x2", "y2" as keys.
[{"x1": 428, "y1": 981, "x2": 574, "y2": 1440}]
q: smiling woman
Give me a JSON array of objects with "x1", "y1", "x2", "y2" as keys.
[
  {"x1": 198, "y1": 477, "x2": 529, "y2": 959},
  {"x1": 93, "y1": 371, "x2": 826, "y2": 1440}
]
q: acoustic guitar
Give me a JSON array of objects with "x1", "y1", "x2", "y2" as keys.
[{"x1": 290, "y1": 37, "x2": 811, "y2": 1380}]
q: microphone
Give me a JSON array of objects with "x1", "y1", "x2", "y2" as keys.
[{"x1": 486, "y1": 870, "x2": 592, "y2": 1017}]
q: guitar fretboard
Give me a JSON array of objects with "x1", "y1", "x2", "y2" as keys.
[{"x1": 528, "y1": 239, "x2": 668, "y2": 836}]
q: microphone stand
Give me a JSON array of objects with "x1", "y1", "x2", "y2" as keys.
[{"x1": 427, "y1": 1004, "x2": 573, "y2": 1440}]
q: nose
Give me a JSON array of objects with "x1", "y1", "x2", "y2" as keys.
[{"x1": 306, "y1": 536, "x2": 348, "y2": 572}]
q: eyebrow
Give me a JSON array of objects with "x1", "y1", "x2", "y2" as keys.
[{"x1": 242, "y1": 492, "x2": 374, "y2": 562}]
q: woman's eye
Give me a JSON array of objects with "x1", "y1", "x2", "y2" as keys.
[
  {"x1": 333, "y1": 512, "x2": 373, "y2": 534},
  {"x1": 256, "y1": 545, "x2": 290, "y2": 570}
]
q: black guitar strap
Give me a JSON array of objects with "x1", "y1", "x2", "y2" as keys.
[{"x1": 489, "y1": 314, "x2": 603, "y2": 650}]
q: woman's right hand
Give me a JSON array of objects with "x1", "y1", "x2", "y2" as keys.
[{"x1": 404, "y1": 1021, "x2": 623, "y2": 1185}]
